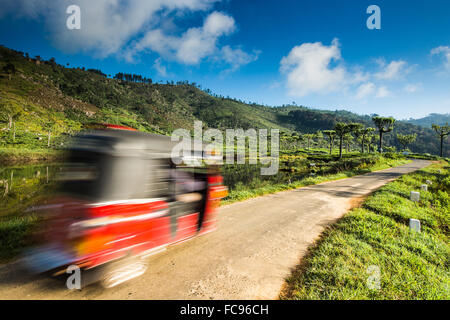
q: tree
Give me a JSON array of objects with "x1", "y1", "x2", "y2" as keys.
[
  {"x1": 432, "y1": 123, "x2": 450, "y2": 157},
  {"x1": 280, "y1": 131, "x2": 294, "y2": 150},
  {"x1": 303, "y1": 134, "x2": 315, "y2": 150},
  {"x1": 323, "y1": 130, "x2": 336, "y2": 155},
  {"x1": 343, "y1": 133, "x2": 354, "y2": 152},
  {"x1": 316, "y1": 130, "x2": 324, "y2": 148},
  {"x1": 334, "y1": 123, "x2": 360, "y2": 159},
  {"x1": 396, "y1": 133, "x2": 417, "y2": 151},
  {"x1": 366, "y1": 133, "x2": 375, "y2": 153},
  {"x1": 372, "y1": 116, "x2": 395, "y2": 153},
  {"x1": 3, "y1": 63, "x2": 16, "y2": 80},
  {"x1": 291, "y1": 132, "x2": 301, "y2": 149},
  {"x1": 354, "y1": 127, "x2": 375, "y2": 153}
]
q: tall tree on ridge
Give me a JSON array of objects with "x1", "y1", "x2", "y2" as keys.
[
  {"x1": 323, "y1": 130, "x2": 336, "y2": 155},
  {"x1": 372, "y1": 116, "x2": 395, "y2": 153},
  {"x1": 432, "y1": 123, "x2": 450, "y2": 157}
]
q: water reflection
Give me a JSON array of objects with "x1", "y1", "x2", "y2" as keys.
[
  {"x1": 0, "y1": 162, "x2": 305, "y2": 217},
  {"x1": 0, "y1": 164, "x2": 61, "y2": 217}
]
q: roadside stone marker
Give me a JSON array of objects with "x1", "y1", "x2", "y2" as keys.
[
  {"x1": 409, "y1": 219, "x2": 421, "y2": 233},
  {"x1": 421, "y1": 184, "x2": 428, "y2": 191},
  {"x1": 410, "y1": 191, "x2": 420, "y2": 202}
]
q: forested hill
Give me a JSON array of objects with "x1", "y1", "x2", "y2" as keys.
[
  {"x1": 406, "y1": 113, "x2": 450, "y2": 128},
  {"x1": 0, "y1": 45, "x2": 445, "y2": 156}
]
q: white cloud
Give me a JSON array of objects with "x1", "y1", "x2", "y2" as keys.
[
  {"x1": 280, "y1": 39, "x2": 348, "y2": 97},
  {"x1": 404, "y1": 83, "x2": 420, "y2": 93},
  {"x1": 202, "y1": 11, "x2": 235, "y2": 36},
  {"x1": 375, "y1": 86, "x2": 391, "y2": 98},
  {"x1": 220, "y1": 45, "x2": 260, "y2": 71},
  {"x1": 1, "y1": 0, "x2": 220, "y2": 57},
  {"x1": 164, "y1": 11, "x2": 236, "y2": 64},
  {"x1": 154, "y1": 58, "x2": 168, "y2": 77},
  {"x1": 279, "y1": 40, "x2": 414, "y2": 100},
  {"x1": 355, "y1": 82, "x2": 391, "y2": 99},
  {"x1": 175, "y1": 12, "x2": 235, "y2": 64},
  {"x1": 355, "y1": 82, "x2": 375, "y2": 100},
  {"x1": 2, "y1": 1, "x2": 259, "y2": 70},
  {"x1": 431, "y1": 46, "x2": 450, "y2": 70},
  {"x1": 375, "y1": 60, "x2": 409, "y2": 80},
  {"x1": 127, "y1": 11, "x2": 257, "y2": 70}
]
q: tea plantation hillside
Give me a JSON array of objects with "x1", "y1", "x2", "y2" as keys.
[{"x1": 0, "y1": 45, "x2": 445, "y2": 156}]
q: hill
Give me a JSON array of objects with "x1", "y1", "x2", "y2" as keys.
[
  {"x1": 0, "y1": 45, "x2": 446, "y2": 156},
  {"x1": 406, "y1": 113, "x2": 450, "y2": 128}
]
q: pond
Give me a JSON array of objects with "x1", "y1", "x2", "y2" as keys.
[
  {"x1": 0, "y1": 161, "x2": 314, "y2": 218},
  {"x1": 0, "y1": 164, "x2": 62, "y2": 218}
]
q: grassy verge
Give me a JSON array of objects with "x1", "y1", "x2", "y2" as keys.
[
  {"x1": 0, "y1": 163, "x2": 60, "y2": 262},
  {"x1": 222, "y1": 156, "x2": 411, "y2": 205},
  {"x1": 0, "y1": 147, "x2": 62, "y2": 165},
  {"x1": 281, "y1": 161, "x2": 449, "y2": 300},
  {"x1": 0, "y1": 215, "x2": 39, "y2": 261}
]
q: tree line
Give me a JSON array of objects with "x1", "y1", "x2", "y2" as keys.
[
  {"x1": 113, "y1": 72, "x2": 153, "y2": 83},
  {"x1": 282, "y1": 116, "x2": 449, "y2": 159}
]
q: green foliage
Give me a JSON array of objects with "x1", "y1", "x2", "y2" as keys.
[
  {"x1": 397, "y1": 133, "x2": 417, "y2": 150},
  {"x1": 355, "y1": 127, "x2": 376, "y2": 153},
  {"x1": 223, "y1": 153, "x2": 410, "y2": 205},
  {"x1": 372, "y1": 116, "x2": 396, "y2": 133},
  {"x1": 0, "y1": 164, "x2": 60, "y2": 261},
  {"x1": 432, "y1": 123, "x2": 450, "y2": 157},
  {"x1": 282, "y1": 162, "x2": 450, "y2": 300},
  {"x1": 372, "y1": 116, "x2": 396, "y2": 153},
  {"x1": 432, "y1": 123, "x2": 450, "y2": 137},
  {"x1": 333, "y1": 122, "x2": 361, "y2": 159},
  {"x1": 323, "y1": 130, "x2": 337, "y2": 155}
]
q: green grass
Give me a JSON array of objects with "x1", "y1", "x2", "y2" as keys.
[
  {"x1": 222, "y1": 156, "x2": 411, "y2": 205},
  {"x1": 0, "y1": 215, "x2": 38, "y2": 261},
  {"x1": 0, "y1": 147, "x2": 62, "y2": 165},
  {"x1": 0, "y1": 163, "x2": 60, "y2": 262},
  {"x1": 281, "y1": 161, "x2": 450, "y2": 300}
]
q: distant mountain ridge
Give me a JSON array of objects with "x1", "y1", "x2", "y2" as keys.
[
  {"x1": 406, "y1": 113, "x2": 450, "y2": 128},
  {"x1": 0, "y1": 45, "x2": 446, "y2": 156}
]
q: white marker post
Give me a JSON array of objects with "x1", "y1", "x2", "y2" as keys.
[
  {"x1": 410, "y1": 191, "x2": 420, "y2": 202},
  {"x1": 421, "y1": 184, "x2": 428, "y2": 192},
  {"x1": 409, "y1": 219, "x2": 421, "y2": 233}
]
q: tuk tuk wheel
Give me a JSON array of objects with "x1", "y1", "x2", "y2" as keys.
[{"x1": 101, "y1": 256, "x2": 148, "y2": 288}]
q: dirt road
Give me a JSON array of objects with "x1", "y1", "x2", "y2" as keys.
[{"x1": 0, "y1": 160, "x2": 430, "y2": 300}]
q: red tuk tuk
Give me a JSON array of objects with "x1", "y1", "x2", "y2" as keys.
[{"x1": 23, "y1": 125, "x2": 227, "y2": 288}]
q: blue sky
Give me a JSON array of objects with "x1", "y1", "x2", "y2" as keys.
[{"x1": 0, "y1": 0, "x2": 449, "y2": 119}]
